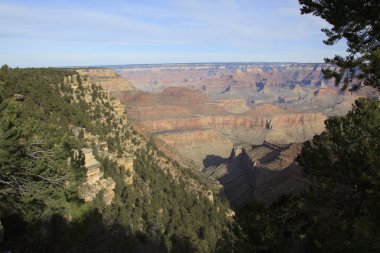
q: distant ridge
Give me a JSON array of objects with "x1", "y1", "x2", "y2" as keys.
[{"x1": 64, "y1": 62, "x2": 326, "y2": 69}]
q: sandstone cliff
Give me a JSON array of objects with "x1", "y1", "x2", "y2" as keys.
[
  {"x1": 66, "y1": 72, "x2": 138, "y2": 205},
  {"x1": 117, "y1": 86, "x2": 329, "y2": 166},
  {"x1": 78, "y1": 148, "x2": 115, "y2": 205},
  {"x1": 77, "y1": 68, "x2": 136, "y2": 92},
  {"x1": 137, "y1": 110, "x2": 325, "y2": 131}
]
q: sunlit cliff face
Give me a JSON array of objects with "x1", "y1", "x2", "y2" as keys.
[{"x1": 104, "y1": 63, "x2": 363, "y2": 166}]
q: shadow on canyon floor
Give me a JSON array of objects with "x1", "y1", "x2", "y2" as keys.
[
  {"x1": 203, "y1": 149, "x2": 309, "y2": 209},
  {"x1": 202, "y1": 155, "x2": 228, "y2": 168}
]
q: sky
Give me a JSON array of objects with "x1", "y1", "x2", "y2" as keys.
[{"x1": 0, "y1": 0, "x2": 347, "y2": 67}]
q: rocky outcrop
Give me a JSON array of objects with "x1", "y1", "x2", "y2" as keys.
[
  {"x1": 13, "y1": 94, "x2": 24, "y2": 101},
  {"x1": 78, "y1": 148, "x2": 116, "y2": 205},
  {"x1": 205, "y1": 142, "x2": 309, "y2": 206},
  {"x1": 77, "y1": 68, "x2": 136, "y2": 92},
  {"x1": 155, "y1": 128, "x2": 234, "y2": 165},
  {"x1": 82, "y1": 148, "x2": 102, "y2": 184},
  {"x1": 64, "y1": 71, "x2": 137, "y2": 206}
]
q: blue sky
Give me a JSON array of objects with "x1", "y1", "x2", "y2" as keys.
[{"x1": 0, "y1": 0, "x2": 347, "y2": 67}]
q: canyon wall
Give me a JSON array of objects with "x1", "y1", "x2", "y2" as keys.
[
  {"x1": 139, "y1": 112, "x2": 326, "y2": 133},
  {"x1": 115, "y1": 63, "x2": 338, "y2": 93},
  {"x1": 117, "y1": 84, "x2": 329, "y2": 165},
  {"x1": 77, "y1": 68, "x2": 136, "y2": 92},
  {"x1": 205, "y1": 143, "x2": 309, "y2": 206},
  {"x1": 87, "y1": 64, "x2": 377, "y2": 206},
  {"x1": 113, "y1": 63, "x2": 366, "y2": 166}
]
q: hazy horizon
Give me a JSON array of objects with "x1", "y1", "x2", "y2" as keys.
[
  {"x1": 64, "y1": 61, "x2": 328, "y2": 68},
  {"x1": 1, "y1": 0, "x2": 347, "y2": 67}
]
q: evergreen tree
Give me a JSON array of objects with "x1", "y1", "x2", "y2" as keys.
[
  {"x1": 230, "y1": 98, "x2": 380, "y2": 253},
  {"x1": 0, "y1": 66, "x2": 231, "y2": 252},
  {"x1": 299, "y1": 0, "x2": 380, "y2": 89}
]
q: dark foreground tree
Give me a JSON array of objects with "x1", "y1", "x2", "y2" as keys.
[
  {"x1": 222, "y1": 1, "x2": 380, "y2": 251},
  {"x1": 227, "y1": 98, "x2": 380, "y2": 253},
  {"x1": 226, "y1": 99, "x2": 380, "y2": 252},
  {"x1": 298, "y1": 98, "x2": 380, "y2": 252},
  {"x1": 299, "y1": 0, "x2": 380, "y2": 89}
]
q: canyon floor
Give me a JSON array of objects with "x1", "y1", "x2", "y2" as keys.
[{"x1": 86, "y1": 63, "x2": 378, "y2": 205}]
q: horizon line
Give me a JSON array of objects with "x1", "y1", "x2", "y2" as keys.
[{"x1": 62, "y1": 61, "x2": 326, "y2": 69}]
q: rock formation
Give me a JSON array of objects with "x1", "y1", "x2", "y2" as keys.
[
  {"x1": 78, "y1": 148, "x2": 116, "y2": 205},
  {"x1": 77, "y1": 68, "x2": 136, "y2": 92},
  {"x1": 87, "y1": 65, "x2": 376, "y2": 206},
  {"x1": 205, "y1": 142, "x2": 309, "y2": 206},
  {"x1": 119, "y1": 89, "x2": 327, "y2": 164},
  {"x1": 67, "y1": 71, "x2": 138, "y2": 205}
]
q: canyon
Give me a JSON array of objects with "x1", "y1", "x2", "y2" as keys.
[
  {"x1": 113, "y1": 63, "x2": 364, "y2": 164},
  {"x1": 205, "y1": 142, "x2": 309, "y2": 207},
  {"x1": 85, "y1": 63, "x2": 377, "y2": 205}
]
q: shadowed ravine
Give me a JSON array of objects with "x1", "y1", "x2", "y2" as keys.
[{"x1": 203, "y1": 142, "x2": 310, "y2": 207}]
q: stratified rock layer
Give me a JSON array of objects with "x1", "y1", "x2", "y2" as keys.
[
  {"x1": 90, "y1": 65, "x2": 378, "y2": 206},
  {"x1": 77, "y1": 68, "x2": 136, "y2": 92},
  {"x1": 119, "y1": 88, "x2": 327, "y2": 165},
  {"x1": 111, "y1": 63, "x2": 377, "y2": 167},
  {"x1": 78, "y1": 148, "x2": 116, "y2": 205}
]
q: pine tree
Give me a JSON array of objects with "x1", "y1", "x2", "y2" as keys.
[{"x1": 299, "y1": 0, "x2": 380, "y2": 89}]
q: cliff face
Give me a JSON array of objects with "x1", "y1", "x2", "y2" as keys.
[
  {"x1": 78, "y1": 148, "x2": 116, "y2": 205},
  {"x1": 119, "y1": 89, "x2": 326, "y2": 165},
  {"x1": 114, "y1": 78, "x2": 333, "y2": 166},
  {"x1": 86, "y1": 67, "x2": 361, "y2": 209},
  {"x1": 76, "y1": 69, "x2": 227, "y2": 197},
  {"x1": 78, "y1": 66, "x2": 378, "y2": 209},
  {"x1": 157, "y1": 128, "x2": 226, "y2": 146},
  {"x1": 205, "y1": 142, "x2": 309, "y2": 206},
  {"x1": 73, "y1": 69, "x2": 234, "y2": 251},
  {"x1": 140, "y1": 113, "x2": 326, "y2": 133},
  {"x1": 64, "y1": 72, "x2": 137, "y2": 206},
  {"x1": 77, "y1": 68, "x2": 136, "y2": 92},
  {"x1": 156, "y1": 128, "x2": 234, "y2": 166}
]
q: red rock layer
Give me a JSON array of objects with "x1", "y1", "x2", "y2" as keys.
[{"x1": 140, "y1": 113, "x2": 327, "y2": 133}]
